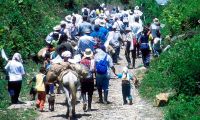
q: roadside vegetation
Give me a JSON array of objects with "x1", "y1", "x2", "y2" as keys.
[
  {"x1": 0, "y1": 0, "x2": 64, "y2": 119},
  {"x1": 136, "y1": 0, "x2": 200, "y2": 119},
  {"x1": 0, "y1": 0, "x2": 199, "y2": 120}
]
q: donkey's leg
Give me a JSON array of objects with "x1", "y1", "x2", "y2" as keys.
[
  {"x1": 63, "y1": 87, "x2": 72, "y2": 118},
  {"x1": 70, "y1": 82, "x2": 77, "y2": 117}
]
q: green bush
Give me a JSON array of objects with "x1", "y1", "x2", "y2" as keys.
[
  {"x1": 0, "y1": 61, "x2": 40, "y2": 119},
  {"x1": 135, "y1": 0, "x2": 200, "y2": 35},
  {"x1": 165, "y1": 95, "x2": 200, "y2": 120},
  {"x1": 139, "y1": 35, "x2": 200, "y2": 119},
  {"x1": 0, "y1": 0, "x2": 64, "y2": 59}
]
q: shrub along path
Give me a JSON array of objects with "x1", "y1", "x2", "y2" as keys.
[{"x1": 36, "y1": 49, "x2": 163, "y2": 120}]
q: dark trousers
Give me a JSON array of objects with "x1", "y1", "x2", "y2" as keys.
[
  {"x1": 8, "y1": 81, "x2": 22, "y2": 104},
  {"x1": 122, "y1": 81, "x2": 132, "y2": 103},
  {"x1": 112, "y1": 46, "x2": 120, "y2": 63},
  {"x1": 141, "y1": 49, "x2": 150, "y2": 67},
  {"x1": 136, "y1": 43, "x2": 140, "y2": 57},
  {"x1": 125, "y1": 42, "x2": 136, "y2": 67}
]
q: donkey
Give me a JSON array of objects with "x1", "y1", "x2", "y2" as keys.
[
  {"x1": 61, "y1": 70, "x2": 80, "y2": 119},
  {"x1": 46, "y1": 63, "x2": 88, "y2": 119}
]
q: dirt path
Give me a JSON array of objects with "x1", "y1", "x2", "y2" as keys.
[{"x1": 36, "y1": 49, "x2": 163, "y2": 120}]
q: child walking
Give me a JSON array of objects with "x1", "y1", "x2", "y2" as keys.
[
  {"x1": 29, "y1": 67, "x2": 47, "y2": 112},
  {"x1": 117, "y1": 67, "x2": 137, "y2": 105}
]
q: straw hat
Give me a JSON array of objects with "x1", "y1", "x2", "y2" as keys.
[
  {"x1": 99, "y1": 13, "x2": 104, "y2": 19},
  {"x1": 53, "y1": 25, "x2": 61, "y2": 31},
  {"x1": 65, "y1": 15, "x2": 72, "y2": 22},
  {"x1": 99, "y1": 20, "x2": 105, "y2": 27},
  {"x1": 61, "y1": 51, "x2": 71, "y2": 58},
  {"x1": 135, "y1": 6, "x2": 139, "y2": 10},
  {"x1": 60, "y1": 20, "x2": 67, "y2": 25},
  {"x1": 68, "y1": 54, "x2": 81, "y2": 63},
  {"x1": 153, "y1": 18, "x2": 159, "y2": 24},
  {"x1": 83, "y1": 48, "x2": 93, "y2": 58}
]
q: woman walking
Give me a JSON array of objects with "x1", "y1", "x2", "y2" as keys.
[{"x1": 5, "y1": 53, "x2": 25, "y2": 104}]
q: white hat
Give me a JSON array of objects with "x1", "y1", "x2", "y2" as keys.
[
  {"x1": 122, "y1": 67, "x2": 128, "y2": 73},
  {"x1": 60, "y1": 20, "x2": 66, "y2": 25},
  {"x1": 153, "y1": 18, "x2": 159, "y2": 25},
  {"x1": 99, "y1": 20, "x2": 105, "y2": 27},
  {"x1": 100, "y1": 3, "x2": 105, "y2": 8},
  {"x1": 83, "y1": 48, "x2": 93, "y2": 58},
  {"x1": 129, "y1": 11, "x2": 133, "y2": 14},
  {"x1": 135, "y1": 6, "x2": 139, "y2": 10},
  {"x1": 68, "y1": 54, "x2": 81, "y2": 63},
  {"x1": 53, "y1": 25, "x2": 61, "y2": 31},
  {"x1": 61, "y1": 51, "x2": 71, "y2": 58},
  {"x1": 65, "y1": 15, "x2": 72, "y2": 22},
  {"x1": 99, "y1": 13, "x2": 104, "y2": 18},
  {"x1": 153, "y1": 18, "x2": 159, "y2": 22}
]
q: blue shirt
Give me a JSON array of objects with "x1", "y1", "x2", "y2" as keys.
[
  {"x1": 99, "y1": 26, "x2": 109, "y2": 37},
  {"x1": 117, "y1": 73, "x2": 133, "y2": 81},
  {"x1": 78, "y1": 21, "x2": 92, "y2": 36},
  {"x1": 90, "y1": 31, "x2": 106, "y2": 44},
  {"x1": 77, "y1": 35, "x2": 96, "y2": 54}
]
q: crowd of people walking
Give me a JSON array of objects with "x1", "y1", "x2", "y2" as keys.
[{"x1": 4, "y1": 3, "x2": 163, "y2": 115}]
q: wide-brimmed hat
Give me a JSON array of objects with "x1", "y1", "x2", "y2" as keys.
[
  {"x1": 68, "y1": 54, "x2": 81, "y2": 63},
  {"x1": 84, "y1": 48, "x2": 93, "y2": 58},
  {"x1": 135, "y1": 6, "x2": 139, "y2": 10},
  {"x1": 99, "y1": 20, "x2": 105, "y2": 27},
  {"x1": 99, "y1": 13, "x2": 105, "y2": 19},
  {"x1": 153, "y1": 18, "x2": 159, "y2": 24},
  {"x1": 53, "y1": 25, "x2": 61, "y2": 31},
  {"x1": 61, "y1": 51, "x2": 71, "y2": 58},
  {"x1": 60, "y1": 20, "x2": 66, "y2": 25},
  {"x1": 65, "y1": 15, "x2": 72, "y2": 22}
]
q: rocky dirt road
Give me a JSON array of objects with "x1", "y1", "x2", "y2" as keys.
[{"x1": 36, "y1": 51, "x2": 163, "y2": 120}]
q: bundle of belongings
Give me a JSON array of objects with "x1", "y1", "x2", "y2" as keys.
[{"x1": 46, "y1": 62, "x2": 89, "y2": 83}]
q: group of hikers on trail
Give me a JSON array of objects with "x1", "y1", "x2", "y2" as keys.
[{"x1": 4, "y1": 3, "x2": 163, "y2": 115}]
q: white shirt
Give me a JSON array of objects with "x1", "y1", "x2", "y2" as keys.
[
  {"x1": 128, "y1": 14, "x2": 135, "y2": 25},
  {"x1": 113, "y1": 20, "x2": 124, "y2": 31},
  {"x1": 125, "y1": 32, "x2": 135, "y2": 50},
  {"x1": 130, "y1": 22, "x2": 143, "y2": 35},
  {"x1": 5, "y1": 60, "x2": 25, "y2": 81},
  {"x1": 134, "y1": 9, "x2": 143, "y2": 17}
]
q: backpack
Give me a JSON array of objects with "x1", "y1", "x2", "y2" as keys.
[
  {"x1": 96, "y1": 55, "x2": 108, "y2": 74},
  {"x1": 80, "y1": 59, "x2": 93, "y2": 80}
]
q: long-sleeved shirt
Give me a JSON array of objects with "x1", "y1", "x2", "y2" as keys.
[
  {"x1": 77, "y1": 35, "x2": 96, "y2": 54},
  {"x1": 5, "y1": 60, "x2": 25, "y2": 82}
]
